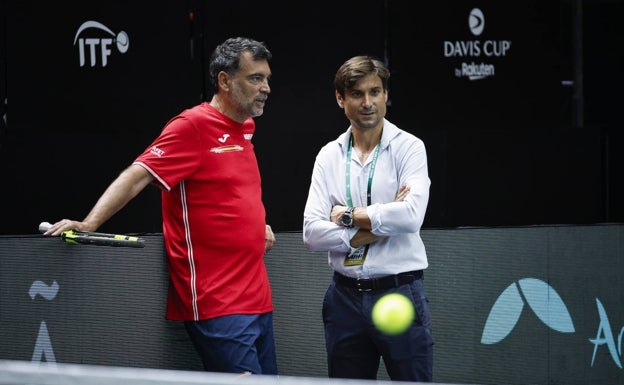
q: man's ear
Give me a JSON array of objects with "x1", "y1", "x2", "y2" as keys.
[
  {"x1": 218, "y1": 71, "x2": 230, "y2": 91},
  {"x1": 336, "y1": 92, "x2": 344, "y2": 108}
]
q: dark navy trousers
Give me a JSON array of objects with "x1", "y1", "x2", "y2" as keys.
[{"x1": 323, "y1": 274, "x2": 434, "y2": 381}]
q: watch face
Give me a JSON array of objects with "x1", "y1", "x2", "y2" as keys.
[{"x1": 341, "y1": 211, "x2": 353, "y2": 226}]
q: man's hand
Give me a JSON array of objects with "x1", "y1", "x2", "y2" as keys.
[
  {"x1": 330, "y1": 205, "x2": 349, "y2": 226},
  {"x1": 395, "y1": 185, "x2": 410, "y2": 202},
  {"x1": 265, "y1": 224, "x2": 275, "y2": 252},
  {"x1": 43, "y1": 219, "x2": 96, "y2": 236}
]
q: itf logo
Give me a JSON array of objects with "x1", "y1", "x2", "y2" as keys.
[
  {"x1": 73, "y1": 21, "x2": 130, "y2": 67},
  {"x1": 482, "y1": 277, "x2": 623, "y2": 369}
]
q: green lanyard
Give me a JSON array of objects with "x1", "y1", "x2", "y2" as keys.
[
  {"x1": 345, "y1": 134, "x2": 381, "y2": 209},
  {"x1": 345, "y1": 134, "x2": 381, "y2": 263}
]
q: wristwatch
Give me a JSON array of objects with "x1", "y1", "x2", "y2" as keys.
[{"x1": 340, "y1": 207, "x2": 355, "y2": 228}]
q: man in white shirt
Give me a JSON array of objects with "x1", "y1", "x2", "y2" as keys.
[{"x1": 303, "y1": 55, "x2": 433, "y2": 382}]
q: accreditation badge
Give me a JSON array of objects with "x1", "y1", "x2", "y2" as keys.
[{"x1": 344, "y1": 246, "x2": 367, "y2": 266}]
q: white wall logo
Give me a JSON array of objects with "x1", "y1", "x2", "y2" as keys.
[
  {"x1": 481, "y1": 278, "x2": 575, "y2": 345},
  {"x1": 443, "y1": 8, "x2": 512, "y2": 81},
  {"x1": 469, "y1": 8, "x2": 485, "y2": 36},
  {"x1": 29, "y1": 280, "x2": 59, "y2": 366},
  {"x1": 74, "y1": 21, "x2": 130, "y2": 67},
  {"x1": 482, "y1": 277, "x2": 624, "y2": 369}
]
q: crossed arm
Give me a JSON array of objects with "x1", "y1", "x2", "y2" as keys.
[{"x1": 329, "y1": 185, "x2": 411, "y2": 248}]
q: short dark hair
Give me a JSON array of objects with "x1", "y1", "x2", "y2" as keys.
[
  {"x1": 208, "y1": 37, "x2": 272, "y2": 93},
  {"x1": 334, "y1": 55, "x2": 390, "y2": 97}
]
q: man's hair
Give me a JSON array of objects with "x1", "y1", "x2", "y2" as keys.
[
  {"x1": 208, "y1": 37, "x2": 272, "y2": 93},
  {"x1": 334, "y1": 55, "x2": 390, "y2": 97}
]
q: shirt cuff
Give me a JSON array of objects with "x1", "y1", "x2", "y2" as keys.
[{"x1": 366, "y1": 203, "x2": 381, "y2": 234}]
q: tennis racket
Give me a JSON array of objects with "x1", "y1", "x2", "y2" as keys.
[{"x1": 39, "y1": 222, "x2": 146, "y2": 248}]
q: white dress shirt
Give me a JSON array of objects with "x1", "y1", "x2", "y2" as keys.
[{"x1": 303, "y1": 119, "x2": 431, "y2": 279}]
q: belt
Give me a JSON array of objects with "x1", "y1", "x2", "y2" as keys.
[{"x1": 334, "y1": 270, "x2": 423, "y2": 292}]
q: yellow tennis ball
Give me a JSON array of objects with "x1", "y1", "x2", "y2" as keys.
[{"x1": 372, "y1": 293, "x2": 415, "y2": 335}]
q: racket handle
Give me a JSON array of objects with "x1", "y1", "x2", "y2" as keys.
[
  {"x1": 62, "y1": 229, "x2": 146, "y2": 248},
  {"x1": 38, "y1": 221, "x2": 145, "y2": 248}
]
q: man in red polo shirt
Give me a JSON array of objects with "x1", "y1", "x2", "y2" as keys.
[{"x1": 44, "y1": 37, "x2": 278, "y2": 375}]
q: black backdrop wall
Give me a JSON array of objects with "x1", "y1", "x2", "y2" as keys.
[{"x1": 1, "y1": 0, "x2": 623, "y2": 235}]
